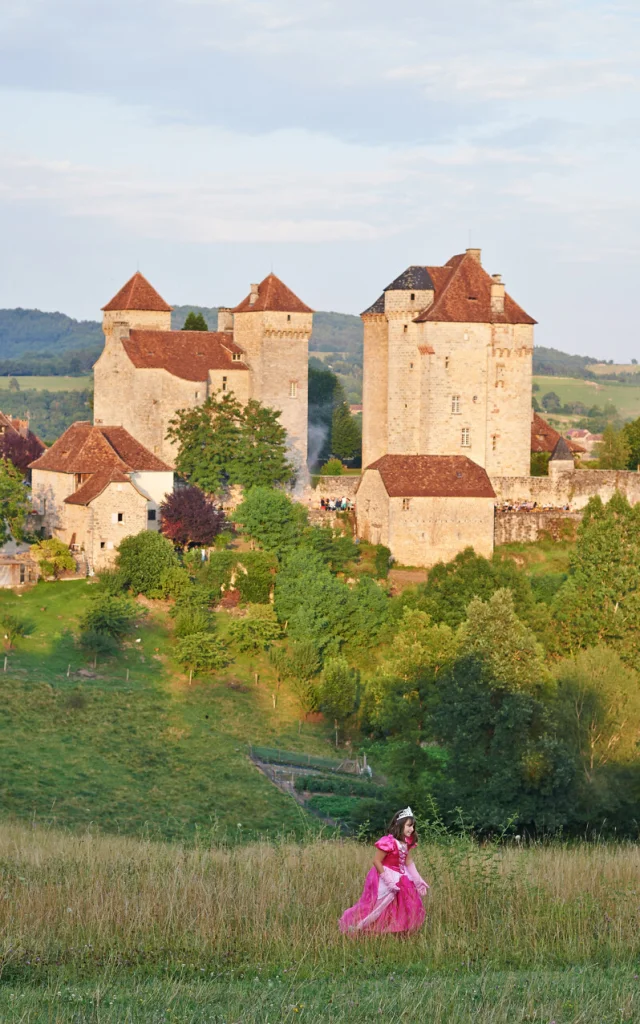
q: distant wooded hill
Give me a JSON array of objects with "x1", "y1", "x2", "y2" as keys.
[{"x1": 0, "y1": 306, "x2": 610, "y2": 379}]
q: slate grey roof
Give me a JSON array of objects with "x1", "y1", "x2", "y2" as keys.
[
  {"x1": 361, "y1": 294, "x2": 385, "y2": 315},
  {"x1": 384, "y1": 266, "x2": 435, "y2": 292},
  {"x1": 550, "y1": 437, "x2": 575, "y2": 462}
]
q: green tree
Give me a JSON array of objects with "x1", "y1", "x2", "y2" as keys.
[
  {"x1": 174, "y1": 632, "x2": 229, "y2": 683},
  {"x1": 0, "y1": 458, "x2": 30, "y2": 544},
  {"x1": 228, "y1": 605, "x2": 281, "y2": 653},
  {"x1": 236, "y1": 400, "x2": 293, "y2": 488},
  {"x1": 80, "y1": 595, "x2": 137, "y2": 639},
  {"x1": 550, "y1": 493, "x2": 640, "y2": 658},
  {"x1": 594, "y1": 423, "x2": 630, "y2": 469},
  {"x1": 458, "y1": 589, "x2": 549, "y2": 693},
  {"x1": 331, "y1": 402, "x2": 361, "y2": 461},
  {"x1": 30, "y1": 537, "x2": 75, "y2": 578},
  {"x1": 78, "y1": 628, "x2": 119, "y2": 667},
  {"x1": 167, "y1": 393, "x2": 243, "y2": 494},
  {"x1": 320, "y1": 656, "x2": 358, "y2": 743},
  {"x1": 541, "y1": 391, "x2": 561, "y2": 412},
  {"x1": 116, "y1": 531, "x2": 179, "y2": 596},
  {"x1": 319, "y1": 458, "x2": 343, "y2": 476},
  {"x1": 622, "y1": 416, "x2": 640, "y2": 469},
  {"x1": 182, "y1": 311, "x2": 208, "y2": 331},
  {"x1": 555, "y1": 646, "x2": 640, "y2": 782},
  {"x1": 0, "y1": 613, "x2": 33, "y2": 650},
  {"x1": 274, "y1": 548, "x2": 352, "y2": 655},
  {"x1": 232, "y1": 487, "x2": 308, "y2": 557},
  {"x1": 8, "y1": 377, "x2": 19, "y2": 392},
  {"x1": 167, "y1": 393, "x2": 292, "y2": 493}
]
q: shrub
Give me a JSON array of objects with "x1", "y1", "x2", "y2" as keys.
[
  {"x1": 293, "y1": 775, "x2": 385, "y2": 798},
  {"x1": 197, "y1": 551, "x2": 237, "y2": 603},
  {"x1": 116, "y1": 532, "x2": 179, "y2": 596},
  {"x1": 306, "y1": 794, "x2": 362, "y2": 820},
  {"x1": 319, "y1": 458, "x2": 344, "y2": 476},
  {"x1": 93, "y1": 567, "x2": 128, "y2": 596},
  {"x1": 78, "y1": 628, "x2": 119, "y2": 667},
  {"x1": 234, "y1": 551, "x2": 277, "y2": 604},
  {"x1": 232, "y1": 487, "x2": 308, "y2": 557},
  {"x1": 80, "y1": 596, "x2": 137, "y2": 639},
  {"x1": 174, "y1": 633, "x2": 230, "y2": 681},
  {"x1": 227, "y1": 606, "x2": 281, "y2": 653},
  {"x1": 173, "y1": 607, "x2": 213, "y2": 639},
  {"x1": 160, "y1": 485, "x2": 225, "y2": 549},
  {"x1": 156, "y1": 566, "x2": 192, "y2": 601},
  {"x1": 30, "y1": 538, "x2": 75, "y2": 579},
  {"x1": 0, "y1": 613, "x2": 34, "y2": 649},
  {"x1": 374, "y1": 544, "x2": 391, "y2": 579}
]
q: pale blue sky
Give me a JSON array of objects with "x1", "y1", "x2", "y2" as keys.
[{"x1": 0, "y1": 0, "x2": 638, "y2": 357}]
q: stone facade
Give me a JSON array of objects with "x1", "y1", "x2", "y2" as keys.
[
  {"x1": 495, "y1": 510, "x2": 582, "y2": 545},
  {"x1": 357, "y1": 468, "x2": 495, "y2": 568},
  {"x1": 492, "y1": 468, "x2": 640, "y2": 510},
  {"x1": 362, "y1": 252, "x2": 534, "y2": 477},
  {"x1": 94, "y1": 272, "x2": 312, "y2": 471}
]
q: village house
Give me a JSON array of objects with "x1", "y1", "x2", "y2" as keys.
[{"x1": 30, "y1": 422, "x2": 173, "y2": 572}]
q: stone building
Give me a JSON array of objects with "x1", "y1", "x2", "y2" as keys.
[
  {"x1": 361, "y1": 249, "x2": 535, "y2": 476},
  {"x1": 30, "y1": 422, "x2": 173, "y2": 572},
  {"x1": 356, "y1": 454, "x2": 496, "y2": 567},
  {"x1": 94, "y1": 271, "x2": 313, "y2": 470}
]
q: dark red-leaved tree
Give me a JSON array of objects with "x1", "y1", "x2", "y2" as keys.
[
  {"x1": 0, "y1": 430, "x2": 45, "y2": 476},
  {"x1": 160, "y1": 485, "x2": 225, "y2": 549}
]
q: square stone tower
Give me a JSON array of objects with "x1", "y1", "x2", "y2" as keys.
[
  {"x1": 231, "y1": 274, "x2": 313, "y2": 474},
  {"x1": 361, "y1": 250, "x2": 535, "y2": 477}
]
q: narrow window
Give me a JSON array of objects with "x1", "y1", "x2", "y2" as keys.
[
  {"x1": 492, "y1": 435, "x2": 498, "y2": 451},
  {"x1": 403, "y1": 324, "x2": 408, "y2": 333},
  {"x1": 148, "y1": 509, "x2": 157, "y2": 521},
  {"x1": 402, "y1": 498, "x2": 411, "y2": 511},
  {"x1": 232, "y1": 352, "x2": 241, "y2": 361},
  {"x1": 100, "y1": 541, "x2": 106, "y2": 549},
  {"x1": 117, "y1": 512, "x2": 124, "y2": 523},
  {"x1": 445, "y1": 356, "x2": 450, "y2": 369},
  {"x1": 410, "y1": 292, "x2": 415, "y2": 301},
  {"x1": 195, "y1": 391, "x2": 200, "y2": 399},
  {"x1": 222, "y1": 376, "x2": 227, "y2": 392},
  {"x1": 19, "y1": 565, "x2": 25, "y2": 584},
  {"x1": 451, "y1": 395, "x2": 460, "y2": 414},
  {"x1": 287, "y1": 314, "x2": 291, "y2": 322},
  {"x1": 461, "y1": 428, "x2": 470, "y2": 448},
  {"x1": 289, "y1": 381, "x2": 298, "y2": 399}
]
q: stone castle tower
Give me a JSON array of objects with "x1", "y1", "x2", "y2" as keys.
[
  {"x1": 94, "y1": 271, "x2": 313, "y2": 470},
  {"x1": 361, "y1": 249, "x2": 535, "y2": 477}
]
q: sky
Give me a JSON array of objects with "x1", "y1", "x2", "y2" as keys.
[{"x1": 0, "y1": 0, "x2": 638, "y2": 357}]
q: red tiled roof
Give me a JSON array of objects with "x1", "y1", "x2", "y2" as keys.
[
  {"x1": 29, "y1": 422, "x2": 171, "y2": 473},
  {"x1": 411, "y1": 252, "x2": 535, "y2": 325},
  {"x1": 64, "y1": 467, "x2": 132, "y2": 506},
  {"x1": 102, "y1": 272, "x2": 173, "y2": 313},
  {"x1": 365, "y1": 454, "x2": 496, "y2": 498},
  {"x1": 232, "y1": 273, "x2": 313, "y2": 314},
  {"x1": 531, "y1": 413, "x2": 585, "y2": 454},
  {"x1": 123, "y1": 330, "x2": 248, "y2": 382}
]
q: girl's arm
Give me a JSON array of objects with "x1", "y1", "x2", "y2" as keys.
[{"x1": 373, "y1": 848, "x2": 386, "y2": 875}]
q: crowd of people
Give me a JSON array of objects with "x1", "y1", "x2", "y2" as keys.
[
  {"x1": 319, "y1": 496, "x2": 354, "y2": 512},
  {"x1": 496, "y1": 500, "x2": 572, "y2": 513}
]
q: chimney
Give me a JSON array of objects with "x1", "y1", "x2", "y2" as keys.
[
  {"x1": 111, "y1": 320, "x2": 130, "y2": 344},
  {"x1": 466, "y1": 248, "x2": 482, "y2": 264},
  {"x1": 249, "y1": 283, "x2": 259, "y2": 306},
  {"x1": 491, "y1": 273, "x2": 505, "y2": 315},
  {"x1": 217, "y1": 307, "x2": 233, "y2": 332}
]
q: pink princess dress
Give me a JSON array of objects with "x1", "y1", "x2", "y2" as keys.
[{"x1": 339, "y1": 834, "x2": 428, "y2": 934}]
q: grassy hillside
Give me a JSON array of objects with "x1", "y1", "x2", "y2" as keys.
[
  {"x1": 0, "y1": 374, "x2": 91, "y2": 392},
  {"x1": 534, "y1": 374, "x2": 640, "y2": 419},
  {"x1": 0, "y1": 581, "x2": 336, "y2": 841},
  {"x1": 1, "y1": 821, "x2": 638, "y2": 1021}
]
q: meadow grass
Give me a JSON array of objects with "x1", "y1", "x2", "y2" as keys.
[
  {"x1": 533, "y1": 374, "x2": 640, "y2": 418},
  {"x1": 496, "y1": 539, "x2": 574, "y2": 577},
  {"x1": 0, "y1": 375, "x2": 92, "y2": 392},
  {"x1": 0, "y1": 823, "x2": 639, "y2": 1021},
  {"x1": 0, "y1": 581, "x2": 334, "y2": 841}
]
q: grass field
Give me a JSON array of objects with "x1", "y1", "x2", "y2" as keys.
[
  {"x1": 1, "y1": 822, "x2": 639, "y2": 1022},
  {"x1": 0, "y1": 581, "x2": 337, "y2": 842},
  {"x1": 534, "y1": 374, "x2": 640, "y2": 418},
  {"x1": 0, "y1": 375, "x2": 92, "y2": 392}
]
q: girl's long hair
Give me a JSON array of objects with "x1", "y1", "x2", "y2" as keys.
[{"x1": 388, "y1": 811, "x2": 415, "y2": 841}]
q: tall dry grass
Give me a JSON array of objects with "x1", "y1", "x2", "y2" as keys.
[{"x1": 1, "y1": 822, "x2": 639, "y2": 974}]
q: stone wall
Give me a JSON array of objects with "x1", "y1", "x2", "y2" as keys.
[
  {"x1": 32, "y1": 469, "x2": 76, "y2": 534},
  {"x1": 88, "y1": 480, "x2": 149, "y2": 570},
  {"x1": 311, "y1": 475, "x2": 361, "y2": 498},
  {"x1": 491, "y1": 469, "x2": 640, "y2": 509},
  {"x1": 361, "y1": 313, "x2": 388, "y2": 467},
  {"x1": 495, "y1": 510, "x2": 582, "y2": 545}
]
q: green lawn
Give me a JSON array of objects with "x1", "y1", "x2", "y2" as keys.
[
  {"x1": 0, "y1": 374, "x2": 92, "y2": 391},
  {"x1": 534, "y1": 374, "x2": 640, "y2": 418},
  {"x1": 0, "y1": 581, "x2": 334, "y2": 841}
]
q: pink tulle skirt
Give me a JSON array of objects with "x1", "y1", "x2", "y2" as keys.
[{"x1": 339, "y1": 868, "x2": 425, "y2": 935}]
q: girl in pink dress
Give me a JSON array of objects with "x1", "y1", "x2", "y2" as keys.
[{"x1": 339, "y1": 807, "x2": 429, "y2": 934}]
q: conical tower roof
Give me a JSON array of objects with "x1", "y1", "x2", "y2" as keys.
[
  {"x1": 102, "y1": 272, "x2": 172, "y2": 313},
  {"x1": 550, "y1": 436, "x2": 574, "y2": 462},
  {"x1": 232, "y1": 273, "x2": 312, "y2": 314}
]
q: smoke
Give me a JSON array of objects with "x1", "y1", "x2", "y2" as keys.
[{"x1": 308, "y1": 421, "x2": 329, "y2": 468}]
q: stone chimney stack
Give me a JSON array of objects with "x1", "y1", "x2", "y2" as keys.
[
  {"x1": 466, "y1": 248, "x2": 482, "y2": 264},
  {"x1": 491, "y1": 273, "x2": 505, "y2": 315},
  {"x1": 217, "y1": 307, "x2": 233, "y2": 332},
  {"x1": 110, "y1": 321, "x2": 130, "y2": 345},
  {"x1": 249, "y1": 283, "x2": 259, "y2": 306}
]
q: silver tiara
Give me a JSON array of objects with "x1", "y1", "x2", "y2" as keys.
[{"x1": 397, "y1": 806, "x2": 414, "y2": 821}]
